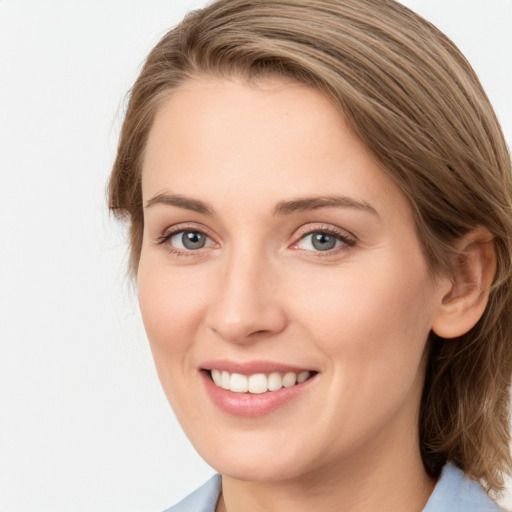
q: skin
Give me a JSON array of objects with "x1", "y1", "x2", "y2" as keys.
[{"x1": 137, "y1": 78, "x2": 454, "y2": 511}]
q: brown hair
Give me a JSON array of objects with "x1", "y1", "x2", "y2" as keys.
[{"x1": 109, "y1": 0, "x2": 512, "y2": 493}]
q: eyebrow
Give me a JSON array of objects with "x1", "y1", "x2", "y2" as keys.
[
  {"x1": 272, "y1": 196, "x2": 379, "y2": 217},
  {"x1": 145, "y1": 193, "x2": 215, "y2": 215},
  {"x1": 145, "y1": 192, "x2": 378, "y2": 217}
]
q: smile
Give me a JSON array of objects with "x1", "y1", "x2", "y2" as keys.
[
  {"x1": 200, "y1": 362, "x2": 318, "y2": 417},
  {"x1": 210, "y1": 369, "x2": 311, "y2": 394}
]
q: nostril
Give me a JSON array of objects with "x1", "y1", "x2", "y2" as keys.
[{"x1": 248, "y1": 329, "x2": 272, "y2": 337}]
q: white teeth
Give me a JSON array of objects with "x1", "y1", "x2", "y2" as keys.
[
  {"x1": 210, "y1": 369, "x2": 311, "y2": 394},
  {"x1": 221, "y1": 370, "x2": 231, "y2": 390},
  {"x1": 282, "y1": 372, "x2": 297, "y2": 388},
  {"x1": 267, "y1": 372, "x2": 283, "y2": 391},
  {"x1": 211, "y1": 369, "x2": 222, "y2": 386},
  {"x1": 248, "y1": 373, "x2": 268, "y2": 394},
  {"x1": 230, "y1": 373, "x2": 248, "y2": 392},
  {"x1": 297, "y1": 371, "x2": 309, "y2": 384}
]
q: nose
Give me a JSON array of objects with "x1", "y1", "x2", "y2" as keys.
[{"x1": 206, "y1": 248, "x2": 287, "y2": 343}]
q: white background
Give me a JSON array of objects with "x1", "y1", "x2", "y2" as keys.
[{"x1": 0, "y1": 1, "x2": 511, "y2": 511}]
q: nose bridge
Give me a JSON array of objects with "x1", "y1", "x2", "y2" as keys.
[{"x1": 206, "y1": 240, "x2": 285, "y2": 342}]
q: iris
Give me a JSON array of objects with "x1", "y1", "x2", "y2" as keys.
[
  {"x1": 311, "y1": 232, "x2": 337, "y2": 251},
  {"x1": 182, "y1": 231, "x2": 206, "y2": 250}
]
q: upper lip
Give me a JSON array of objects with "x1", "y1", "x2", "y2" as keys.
[{"x1": 200, "y1": 359, "x2": 315, "y2": 375}]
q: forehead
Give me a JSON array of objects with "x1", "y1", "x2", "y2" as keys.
[
  {"x1": 142, "y1": 77, "x2": 410, "y2": 222},
  {"x1": 143, "y1": 77, "x2": 349, "y2": 176}
]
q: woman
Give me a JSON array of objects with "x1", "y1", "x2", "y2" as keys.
[{"x1": 109, "y1": 0, "x2": 512, "y2": 510}]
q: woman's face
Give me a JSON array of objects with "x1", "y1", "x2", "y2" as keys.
[{"x1": 138, "y1": 78, "x2": 444, "y2": 482}]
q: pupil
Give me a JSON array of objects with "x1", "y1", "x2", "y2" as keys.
[
  {"x1": 312, "y1": 232, "x2": 336, "y2": 251},
  {"x1": 182, "y1": 231, "x2": 206, "y2": 250}
]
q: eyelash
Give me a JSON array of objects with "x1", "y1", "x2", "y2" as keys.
[
  {"x1": 154, "y1": 224, "x2": 357, "y2": 257},
  {"x1": 292, "y1": 225, "x2": 357, "y2": 256},
  {"x1": 154, "y1": 224, "x2": 215, "y2": 258}
]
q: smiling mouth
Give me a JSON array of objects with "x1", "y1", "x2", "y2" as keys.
[{"x1": 208, "y1": 369, "x2": 314, "y2": 394}]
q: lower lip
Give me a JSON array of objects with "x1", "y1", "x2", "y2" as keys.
[{"x1": 201, "y1": 371, "x2": 316, "y2": 417}]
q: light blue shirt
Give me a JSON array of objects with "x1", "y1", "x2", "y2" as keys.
[{"x1": 164, "y1": 464, "x2": 502, "y2": 511}]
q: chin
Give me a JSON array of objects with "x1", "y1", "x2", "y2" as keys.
[
  {"x1": 193, "y1": 434, "x2": 322, "y2": 483},
  {"x1": 209, "y1": 456, "x2": 308, "y2": 483}
]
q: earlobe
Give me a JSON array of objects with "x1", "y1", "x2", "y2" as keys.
[{"x1": 432, "y1": 227, "x2": 496, "y2": 339}]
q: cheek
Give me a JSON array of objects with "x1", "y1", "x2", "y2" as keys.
[
  {"x1": 137, "y1": 257, "x2": 211, "y2": 361},
  {"x1": 292, "y1": 258, "x2": 434, "y2": 376},
  {"x1": 290, "y1": 263, "x2": 434, "y2": 446},
  {"x1": 136, "y1": 256, "x2": 216, "y2": 422}
]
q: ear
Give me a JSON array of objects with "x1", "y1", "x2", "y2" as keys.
[{"x1": 432, "y1": 227, "x2": 496, "y2": 339}]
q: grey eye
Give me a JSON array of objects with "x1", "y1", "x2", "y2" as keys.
[
  {"x1": 171, "y1": 230, "x2": 208, "y2": 250},
  {"x1": 296, "y1": 231, "x2": 344, "y2": 252},
  {"x1": 182, "y1": 231, "x2": 206, "y2": 249},
  {"x1": 311, "y1": 232, "x2": 337, "y2": 251}
]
